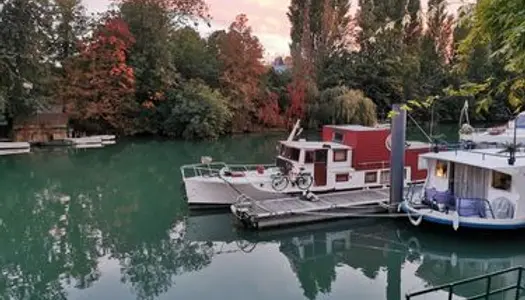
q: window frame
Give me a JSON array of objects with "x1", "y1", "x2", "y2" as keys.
[
  {"x1": 491, "y1": 170, "x2": 512, "y2": 191},
  {"x1": 365, "y1": 171, "x2": 377, "y2": 184},
  {"x1": 332, "y1": 131, "x2": 344, "y2": 143},
  {"x1": 333, "y1": 149, "x2": 348, "y2": 162},
  {"x1": 434, "y1": 160, "x2": 448, "y2": 178},
  {"x1": 336, "y1": 173, "x2": 349, "y2": 182}
]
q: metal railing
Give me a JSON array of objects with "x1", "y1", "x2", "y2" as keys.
[
  {"x1": 180, "y1": 162, "x2": 276, "y2": 180},
  {"x1": 406, "y1": 266, "x2": 525, "y2": 300}
]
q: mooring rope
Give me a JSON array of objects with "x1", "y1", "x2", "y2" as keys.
[
  {"x1": 407, "y1": 112, "x2": 433, "y2": 143},
  {"x1": 296, "y1": 210, "x2": 409, "y2": 218}
]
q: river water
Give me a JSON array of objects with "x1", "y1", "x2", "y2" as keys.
[{"x1": 1, "y1": 128, "x2": 524, "y2": 300}]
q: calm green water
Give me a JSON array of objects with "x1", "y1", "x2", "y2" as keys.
[{"x1": 1, "y1": 127, "x2": 524, "y2": 300}]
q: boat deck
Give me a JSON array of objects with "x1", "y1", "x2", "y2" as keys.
[{"x1": 232, "y1": 185, "x2": 422, "y2": 229}]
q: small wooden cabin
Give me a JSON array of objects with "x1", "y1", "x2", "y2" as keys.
[{"x1": 13, "y1": 112, "x2": 69, "y2": 143}]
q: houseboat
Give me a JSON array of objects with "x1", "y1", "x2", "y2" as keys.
[
  {"x1": 401, "y1": 146, "x2": 525, "y2": 230},
  {"x1": 180, "y1": 120, "x2": 432, "y2": 207}
]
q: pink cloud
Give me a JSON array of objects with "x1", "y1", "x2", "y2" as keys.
[{"x1": 205, "y1": 0, "x2": 291, "y2": 56}]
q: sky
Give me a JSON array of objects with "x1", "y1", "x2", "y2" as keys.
[{"x1": 84, "y1": 0, "x2": 476, "y2": 60}]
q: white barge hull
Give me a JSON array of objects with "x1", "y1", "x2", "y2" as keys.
[{"x1": 183, "y1": 176, "x2": 287, "y2": 206}]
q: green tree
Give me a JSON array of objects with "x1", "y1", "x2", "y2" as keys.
[
  {"x1": 117, "y1": 0, "x2": 209, "y2": 133},
  {"x1": 170, "y1": 26, "x2": 220, "y2": 87},
  {"x1": 159, "y1": 80, "x2": 232, "y2": 140},
  {"x1": 309, "y1": 86, "x2": 377, "y2": 127},
  {"x1": 52, "y1": 0, "x2": 89, "y2": 62},
  {"x1": 454, "y1": 0, "x2": 525, "y2": 111},
  {"x1": 0, "y1": 0, "x2": 55, "y2": 124}
]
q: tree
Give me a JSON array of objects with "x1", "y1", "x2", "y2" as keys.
[
  {"x1": 117, "y1": 0, "x2": 209, "y2": 132},
  {"x1": 256, "y1": 92, "x2": 284, "y2": 128},
  {"x1": 170, "y1": 26, "x2": 220, "y2": 87},
  {"x1": 455, "y1": 0, "x2": 525, "y2": 111},
  {"x1": 52, "y1": 0, "x2": 89, "y2": 63},
  {"x1": 288, "y1": 0, "x2": 351, "y2": 85},
  {"x1": 309, "y1": 86, "x2": 376, "y2": 127},
  {"x1": 0, "y1": 0, "x2": 56, "y2": 124},
  {"x1": 59, "y1": 17, "x2": 138, "y2": 134},
  {"x1": 160, "y1": 80, "x2": 232, "y2": 140},
  {"x1": 216, "y1": 14, "x2": 266, "y2": 132}
]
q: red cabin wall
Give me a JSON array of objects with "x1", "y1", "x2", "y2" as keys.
[
  {"x1": 345, "y1": 130, "x2": 390, "y2": 170},
  {"x1": 322, "y1": 125, "x2": 430, "y2": 182},
  {"x1": 406, "y1": 148, "x2": 428, "y2": 182}
]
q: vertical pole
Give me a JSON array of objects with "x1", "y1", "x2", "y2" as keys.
[
  {"x1": 515, "y1": 268, "x2": 523, "y2": 300},
  {"x1": 390, "y1": 104, "x2": 407, "y2": 209},
  {"x1": 509, "y1": 117, "x2": 517, "y2": 165}
]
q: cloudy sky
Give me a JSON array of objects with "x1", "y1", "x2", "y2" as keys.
[{"x1": 84, "y1": 0, "x2": 475, "y2": 60}]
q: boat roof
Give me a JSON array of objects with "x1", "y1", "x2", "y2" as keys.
[
  {"x1": 324, "y1": 124, "x2": 390, "y2": 131},
  {"x1": 280, "y1": 140, "x2": 351, "y2": 150},
  {"x1": 407, "y1": 141, "x2": 432, "y2": 150},
  {"x1": 421, "y1": 148, "x2": 525, "y2": 173}
]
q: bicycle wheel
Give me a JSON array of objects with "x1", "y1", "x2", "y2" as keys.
[
  {"x1": 271, "y1": 176, "x2": 289, "y2": 191},
  {"x1": 296, "y1": 173, "x2": 313, "y2": 190}
]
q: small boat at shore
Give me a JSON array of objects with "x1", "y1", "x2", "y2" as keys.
[
  {"x1": 65, "y1": 134, "x2": 116, "y2": 148},
  {"x1": 0, "y1": 142, "x2": 30, "y2": 155},
  {"x1": 181, "y1": 120, "x2": 433, "y2": 207},
  {"x1": 401, "y1": 146, "x2": 525, "y2": 230}
]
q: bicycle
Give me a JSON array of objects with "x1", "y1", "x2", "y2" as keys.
[{"x1": 271, "y1": 166, "x2": 313, "y2": 191}]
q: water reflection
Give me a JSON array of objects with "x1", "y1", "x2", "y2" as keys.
[
  {"x1": 0, "y1": 136, "x2": 523, "y2": 300},
  {"x1": 186, "y1": 213, "x2": 525, "y2": 300}
]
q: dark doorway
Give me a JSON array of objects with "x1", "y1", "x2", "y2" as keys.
[{"x1": 314, "y1": 149, "x2": 328, "y2": 186}]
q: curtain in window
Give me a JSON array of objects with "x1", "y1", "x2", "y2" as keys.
[{"x1": 453, "y1": 164, "x2": 488, "y2": 199}]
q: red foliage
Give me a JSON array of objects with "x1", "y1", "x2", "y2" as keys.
[
  {"x1": 286, "y1": 79, "x2": 306, "y2": 127},
  {"x1": 257, "y1": 92, "x2": 284, "y2": 127},
  {"x1": 439, "y1": 15, "x2": 455, "y2": 64},
  {"x1": 60, "y1": 17, "x2": 138, "y2": 133},
  {"x1": 216, "y1": 14, "x2": 267, "y2": 130}
]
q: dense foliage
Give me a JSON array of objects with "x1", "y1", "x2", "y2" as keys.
[{"x1": 0, "y1": 0, "x2": 523, "y2": 140}]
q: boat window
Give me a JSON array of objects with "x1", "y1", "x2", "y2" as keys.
[
  {"x1": 333, "y1": 149, "x2": 347, "y2": 162},
  {"x1": 315, "y1": 150, "x2": 328, "y2": 163},
  {"x1": 492, "y1": 171, "x2": 511, "y2": 191},
  {"x1": 304, "y1": 151, "x2": 315, "y2": 164},
  {"x1": 287, "y1": 147, "x2": 300, "y2": 161},
  {"x1": 365, "y1": 171, "x2": 377, "y2": 183},
  {"x1": 516, "y1": 115, "x2": 525, "y2": 129},
  {"x1": 435, "y1": 160, "x2": 448, "y2": 178},
  {"x1": 280, "y1": 146, "x2": 300, "y2": 162},
  {"x1": 380, "y1": 170, "x2": 390, "y2": 184},
  {"x1": 336, "y1": 173, "x2": 349, "y2": 182},
  {"x1": 332, "y1": 131, "x2": 344, "y2": 143}
]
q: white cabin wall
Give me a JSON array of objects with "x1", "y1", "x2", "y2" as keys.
[
  {"x1": 515, "y1": 174, "x2": 525, "y2": 218},
  {"x1": 328, "y1": 149, "x2": 354, "y2": 189},
  {"x1": 425, "y1": 159, "x2": 449, "y2": 192}
]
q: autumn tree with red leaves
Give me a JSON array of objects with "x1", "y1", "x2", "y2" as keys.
[
  {"x1": 215, "y1": 14, "x2": 267, "y2": 132},
  {"x1": 59, "y1": 17, "x2": 138, "y2": 134}
]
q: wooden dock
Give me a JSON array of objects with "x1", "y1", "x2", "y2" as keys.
[{"x1": 231, "y1": 185, "x2": 422, "y2": 229}]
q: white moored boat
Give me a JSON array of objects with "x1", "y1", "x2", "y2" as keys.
[
  {"x1": 65, "y1": 134, "x2": 116, "y2": 148},
  {"x1": 181, "y1": 120, "x2": 432, "y2": 207},
  {"x1": 459, "y1": 100, "x2": 525, "y2": 147},
  {"x1": 0, "y1": 142, "x2": 31, "y2": 155},
  {"x1": 401, "y1": 146, "x2": 525, "y2": 230}
]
